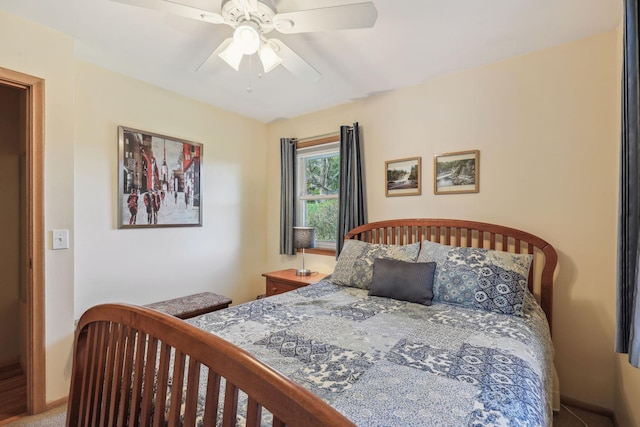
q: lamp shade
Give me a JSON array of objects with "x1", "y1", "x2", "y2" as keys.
[{"x1": 293, "y1": 227, "x2": 315, "y2": 249}]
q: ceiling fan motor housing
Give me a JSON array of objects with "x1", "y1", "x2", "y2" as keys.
[{"x1": 221, "y1": 0, "x2": 277, "y2": 34}]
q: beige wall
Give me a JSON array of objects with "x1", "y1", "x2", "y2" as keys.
[
  {"x1": 73, "y1": 61, "x2": 268, "y2": 317},
  {"x1": 0, "y1": 84, "x2": 21, "y2": 366},
  {"x1": 0, "y1": 9, "x2": 76, "y2": 402},
  {"x1": 267, "y1": 29, "x2": 621, "y2": 409}
]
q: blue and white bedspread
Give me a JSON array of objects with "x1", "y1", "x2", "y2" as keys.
[{"x1": 188, "y1": 279, "x2": 554, "y2": 427}]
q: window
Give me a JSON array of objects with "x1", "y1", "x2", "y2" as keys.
[{"x1": 296, "y1": 139, "x2": 340, "y2": 250}]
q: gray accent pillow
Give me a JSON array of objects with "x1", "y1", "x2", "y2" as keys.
[
  {"x1": 369, "y1": 258, "x2": 436, "y2": 305},
  {"x1": 332, "y1": 240, "x2": 421, "y2": 290}
]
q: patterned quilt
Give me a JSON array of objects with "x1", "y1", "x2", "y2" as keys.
[{"x1": 187, "y1": 279, "x2": 554, "y2": 427}]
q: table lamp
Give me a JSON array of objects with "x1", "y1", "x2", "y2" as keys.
[{"x1": 293, "y1": 226, "x2": 315, "y2": 276}]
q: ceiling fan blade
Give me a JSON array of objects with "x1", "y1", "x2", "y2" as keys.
[
  {"x1": 273, "y1": 2, "x2": 377, "y2": 34},
  {"x1": 269, "y1": 39, "x2": 321, "y2": 83},
  {"x1": 110, "y1": 0, "x2": 224, "y2": 24}
]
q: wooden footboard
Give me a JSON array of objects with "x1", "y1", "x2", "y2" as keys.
[{"x1": 67, "y1": 303, "x2": 355, "y2": 427}]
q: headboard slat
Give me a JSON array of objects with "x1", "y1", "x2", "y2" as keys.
[
  {"x1": 139, "y1": 336, "x2": 158, "y2": 426},
  {"x1": 117, "y1": 327, "x2": 136, "y2": 425},
  {"x1": 202, "y1": 371, "x2": 221, "y2": 424},
  {"x1": 246, "y1": 396, "x2": 263, "y2": 426},
  {"x1": 222, "y1": 381, "x2": 240, "y2": 426},
  {"x1": 91, "y1": 322, "x2": 108, "y2": 427},
  {"x1": 528, "y1": 261, "x2": 535, "y2": 294},
  {"x1": 107, "y1": 324, "x2": 126, "y2": 426},
  {"x1": 183, "y1": 358, "x2": 201, "y2": 426},
  {"x1": 153, "y1": 343, "x2": 171, "y2": 426},
  {"x1": 127, "y1": 331, "x2": 145, "y2": 425},
  {"x1": 168, "y1": 350, "x2": 187, "y2": 425}
]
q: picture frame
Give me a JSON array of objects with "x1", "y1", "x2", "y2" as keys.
[
  {"x1": 385, "y1": 157, "x2": 422, "y2": 197},
  {"x1": 434, "y1": 150, "x2": 479, "y2": 195},
  {"x1": 118, "y1": 126, "x2": 203, "y2": 228}
]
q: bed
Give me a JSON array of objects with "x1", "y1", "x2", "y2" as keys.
[{"x1": 67, "y1": 218, "x2": 557, "y2": 427}]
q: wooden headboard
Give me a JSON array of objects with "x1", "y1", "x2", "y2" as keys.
[{"x1": 344, "y1": 218, "x2": 557, "y2": 330}]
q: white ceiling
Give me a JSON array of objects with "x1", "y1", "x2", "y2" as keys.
[{"x1": 0, "y1": 0, "x2": 623, "y2": 123}]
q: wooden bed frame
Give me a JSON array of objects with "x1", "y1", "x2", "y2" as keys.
[{"x1": 67, "y1": 218, "x2": 556, "y2": 427}]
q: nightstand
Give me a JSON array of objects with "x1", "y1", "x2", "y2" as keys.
[{"x1": 262, "y1": 269, "x2": 328, "y2": 296}]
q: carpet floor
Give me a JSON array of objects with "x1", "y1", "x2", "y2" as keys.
[
  {"x1": 1, "y1": 403, "x2": 614, "y2": 426},
  {"x1": 553, "y1": 404, "x2": 614, "y2": 427},
  {"x1": 1, "y1": 405, "x2": 65, "y2": 427}
]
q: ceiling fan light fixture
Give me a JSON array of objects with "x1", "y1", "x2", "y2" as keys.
[
  {"x1": 233, "y1": 21, "x2": 261, "y2": 55},
  {"x1": 218, "y1": 41, "x2": 244, "y2": 70},
  {"x1": 259, "y1": 42, "x2": 282, "y2": 73}
]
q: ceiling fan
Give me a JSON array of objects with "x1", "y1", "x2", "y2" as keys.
[{"x1": 110, "y1": 0, "x2": 378, "y2": 82}]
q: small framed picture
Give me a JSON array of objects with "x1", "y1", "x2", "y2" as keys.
[
  {"x1": 434, "y1": 150, "x2": 479, "y2": 195},
  {"x1": 118, "y1": 126, "x2": 203, "y2": 228},
  {"x1": 385, "y1": 157, "x2": 421, "y2": 197}
]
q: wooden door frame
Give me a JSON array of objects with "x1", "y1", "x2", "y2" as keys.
[{"x1": 0, "y1": 67, "x2": 46, "y2": 414}]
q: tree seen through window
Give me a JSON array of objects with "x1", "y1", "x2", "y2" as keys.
[{"x1": 300, "y1": 151, "x2": 339, "y2": 244}]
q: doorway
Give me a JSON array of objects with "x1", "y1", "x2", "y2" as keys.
[{"x1": 0, "y1": 67, "x2": 46, "y2": 417}]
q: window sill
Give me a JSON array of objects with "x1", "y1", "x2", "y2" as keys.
[{"x1": 298, "y1": 247, "x2": 336, "y2": 257}]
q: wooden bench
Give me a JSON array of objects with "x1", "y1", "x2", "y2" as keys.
[{"x1": 145, "y1": 292, "x2": 232, "y2": 319}]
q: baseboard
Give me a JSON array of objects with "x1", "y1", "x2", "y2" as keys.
[
  {"x1": 560, "y1": 395, "x2": 615, "y2": 421},
  {"x1": 46, "y1": 395, "x2": 68, "y2": 411},
  {"x1": 0, "y1": 415, "x2": 23, "y2": 426}
]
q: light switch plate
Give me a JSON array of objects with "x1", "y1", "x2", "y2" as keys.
[{"x1": 52, "y1": 229, "x2": 69, "y2": 250}]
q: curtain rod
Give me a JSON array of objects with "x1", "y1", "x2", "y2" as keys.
[{"x1": 295, "y1": 131, "x2": 341, "y2": 143}]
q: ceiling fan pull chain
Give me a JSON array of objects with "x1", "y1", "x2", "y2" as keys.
[{"x1": 246, "y1": 54, "x2": 253, "y2": 93}]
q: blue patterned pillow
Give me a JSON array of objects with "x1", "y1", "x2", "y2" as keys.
[
  {"x1": 332, "y1": 240, "x2": 421, "y2": 290},
  {"x1": 417, "y1": 240, "x2": 532, "y2": 316}
]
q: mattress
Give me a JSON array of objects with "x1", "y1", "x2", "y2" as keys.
[{"x1": 188, "y1": 279, "x2": 554, "y2": 427}]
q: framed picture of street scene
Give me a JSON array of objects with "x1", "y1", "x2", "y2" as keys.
[
  {"x1": 117, "y1": 126, "x2": 202, "y2": 228},
  {"x1": 385, "y1": 157, "x2": 421, "y2": 197},
  {"x1": 434, "y1": 150, "x2": 479, "y2": 195}
]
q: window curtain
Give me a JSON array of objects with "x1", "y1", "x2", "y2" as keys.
[
  {"x1": 336, "y1": 122, "x2": 367, "y2": 256},
  {"x1": 279, "y1": 138, "x2": 297, "y2": 255},
  {"x1": 616, "y1": 0, "x2": 640, "y2": 368}
]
